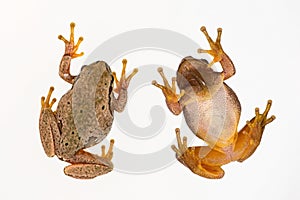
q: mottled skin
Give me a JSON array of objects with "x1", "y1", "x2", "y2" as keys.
[
  {"x1": 152, "y1": 26, "x2": 275, "y2": 179},
  {"x1": 39, "y1": 23, "x2": 138, "y2": 179}
]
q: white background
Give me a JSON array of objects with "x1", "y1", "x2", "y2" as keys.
[{"x1": 1, "y1": 0, "x2": 300, "y2": 199}]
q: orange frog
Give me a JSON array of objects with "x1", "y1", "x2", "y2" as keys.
[{"x1": 152, "y1": 26, "x2": 275, "y2": 179}]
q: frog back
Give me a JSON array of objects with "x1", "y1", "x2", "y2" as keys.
[
  {"x1": 56, "y1": 61, "x2": 114, "y2": 158},
  {"x1": 71, "y1": 61, "x2": 114, "y2": 149},
  {"x1": 55, "y1": 89, "x2": 82, "y2": 158}
]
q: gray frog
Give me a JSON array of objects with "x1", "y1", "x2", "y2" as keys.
[{"x1": 39, "y1": 23, "x2": 138, "y2": 179}]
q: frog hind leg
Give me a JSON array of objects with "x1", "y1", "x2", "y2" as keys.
[
  {"x1": 233, "y1": 100, "x2": 276, "y2": 162},
  {"x1": 64, "y1": 139, "x2": 115, "y2": 179},
  {"x1": 39, "y1": 86, "x2": 60, "y2": 157},
  {"x1": 171, "y1": 128, "x2": 229, "y2": 179}
]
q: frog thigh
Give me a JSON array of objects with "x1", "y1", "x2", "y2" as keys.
[{"x1": 39, "y1": 109, "x2": 60, "y2": 157}]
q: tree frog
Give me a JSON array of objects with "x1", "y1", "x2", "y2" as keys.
[
  {"x1": 152, "y1": 26, "x2": 275, "y2": 179},
  {"x1": 39, "y1": 23, "x2": 138, "y2": 179}
]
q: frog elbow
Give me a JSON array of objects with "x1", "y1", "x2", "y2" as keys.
[{"x1": 167, "y1": 101, "x2": 182, "y2": 115}]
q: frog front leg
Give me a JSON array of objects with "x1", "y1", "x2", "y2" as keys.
[
  {"x1": 152, "y1": 67, "x2": 185, "y2": 115},
  {"x1": 197, "y1": 26, "x2": 235, "y2": 80},
  {"x1": 112, "y1": 59, "x2": 138, "y2": 112},
  {"x1": 39, "y1": 87, "x2": 60, "y2": 157},
  {"x1": 233, "y1": 100, "x2": 276, "y2": 162},
  {"x1": 63, "y1": 140, "x2": 115, "y2": 179},
  {"x1": 58, "y1": 22, "x2": 84, "y2": 84}
]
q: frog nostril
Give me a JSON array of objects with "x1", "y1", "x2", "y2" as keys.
[{"x1": 102, "y1": 105, "x2": 105, "y2": 110}]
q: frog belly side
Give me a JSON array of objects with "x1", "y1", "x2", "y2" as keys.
[{"x1": 182, "y1": 85, "x2": 241, "y2": 148}]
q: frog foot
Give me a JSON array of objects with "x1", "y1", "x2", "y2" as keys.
[
  {"x1": 197, "y1": 26, "x2": 225, "y2": 68},
  {"x1": 41, "y1": 86, "x2": 56, "y2": 109},
  {"x1": 246, "y1": 100, "x2": 276, "y2": 132},
  {"x1": 171, "y1": 128, "x2": 188, "y2": 159},
  {"x1": 171, "y1": 128, "x2": 225, "y2": 179},
  {"x1": 58, "y1": 22, "x2": 84, "y2": 59},
  {"x1": 100, "y1": 139, "x2": 115, "y2": 161},
  {"x1": 152, "y1": 67, "x2": 184, "y2": 106},
  {"x1": 112, "y1": 59, "x2": 138, "y2": 94},
  {"x1": 171, "y1": 128, "x2": 200, "y2": 169}
]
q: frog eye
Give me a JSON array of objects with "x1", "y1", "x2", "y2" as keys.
[
  {"x1": 80, "y1": 65, "x2": 87, "y2": 71},
  {"x1": 200, "y1": 59, "x2": 209, "y2": 64}
]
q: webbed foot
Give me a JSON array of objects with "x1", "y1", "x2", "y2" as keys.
[
  {"x1": 197, "y1": 26, "x2": 225, "y2": 67},
  {"x1": 63, "y1": 140, "x2": 115, "y2": 179},
  {"x1": 197, "y1": 26, "x2": 235, "y2": 80},
  {"x1": 171, "y1": 128, "x2": 225, "y2": 179},
  {"x1": 58, "y1": 22, "x2": 84, "y2": 83},
  {"x1": 101, "y1": 139, "x2": 115, "y2": 161},
  {"x1": 246, "y1": 100, "x2": 276, "y2": 133},
  {"x1": 236, "y1": 100, "x2": 276, "y2": 162},
  {"x1": 171, "y1": 128, "x2": 196, "y2": 168},
  {"x1": 112, "y1": 59, "x2": 138, "y2": 94},
  {"x1": 39, "y1": 87, "x2": 59, "y2": 157},
  {"x1": 41, "y1": 86, "x2": 56, "y2": 110},
  {"x1": 58, "y1": 22, "x2": 84, "y2": 58},
  {"x1": 152, "y1": 68, "x2": 184, "y2": 115}
]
